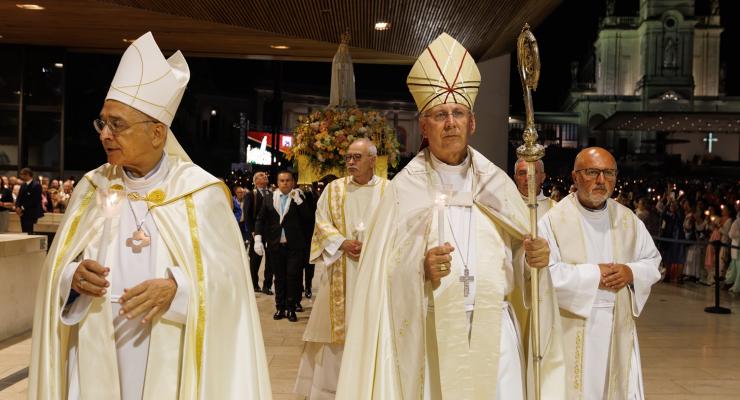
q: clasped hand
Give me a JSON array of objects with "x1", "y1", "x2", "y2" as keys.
[
  {"x1": 341, "y1": 239, "x2": 363, "y2": 261},
  {"x1": 598, "y1": 263, "x2": 633, "y2": 291},
  {"x1": 72, "y1": 260, "x2": 177, "y2": 324}
]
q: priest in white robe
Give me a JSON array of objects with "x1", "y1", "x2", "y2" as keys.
[
  {"x1": 295, "y1": 138, "x2": 388, "y2": 399},
  {"x1": 538, "y1": 147, "x2": 661, "y2": 400},
  {"x1": 28, "y1": 32, "x2": 271, "y2": 400},
  {"x1": 514, "y1": 158, "x2": 557, "y2": 215},
  {"x1": 335, "y1": 33, "x2": 565, "y2": 400}
]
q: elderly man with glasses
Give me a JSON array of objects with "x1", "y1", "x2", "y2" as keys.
[
  {"x1": 538, "y1": 147, "x2": 661, "y2": 399},
  {"x1": 29, "y1": 32, "x2": 270, "y2": 399},
  {"x1": 294, "y1": 137, "x2": 388, "y2": 399},
  {"x1": 336, "y1": 33, "x2": 565, "y2": 399}
]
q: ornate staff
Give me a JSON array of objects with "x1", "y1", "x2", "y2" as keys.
[{"x1": 517, "y1": 23, "x2": 545, "y2": 400}]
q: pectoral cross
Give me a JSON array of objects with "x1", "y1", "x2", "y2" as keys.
[
  {"x1": 459, "y1": 268, "x2": 475, "y2": 297},
  {"x1": 125, "y1": 229, "x2": 151, "y2": 254}
]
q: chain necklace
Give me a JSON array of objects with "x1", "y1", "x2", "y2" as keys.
[
  {"x1": 446, "y1": 206, "x2": 475, "y2": 297},
  {"x1": 125, "y1": 199, "x2": 151, "y2": 253}
]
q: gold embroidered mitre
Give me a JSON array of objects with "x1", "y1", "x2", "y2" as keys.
[
  {"x1": 106, "y1": 32, "x2": 192, "y2": 161},
  {"x1": 406, "y1": 33, "x2": 481, "y2": 112}
]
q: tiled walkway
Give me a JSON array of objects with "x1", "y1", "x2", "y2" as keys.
[{"x1": 1, "y1": 282, "x2": 738, "y2": 399}]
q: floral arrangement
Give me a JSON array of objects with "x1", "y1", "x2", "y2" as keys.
[{"x1": 286, "y1": 107, "x2": 400, "y2": 175}]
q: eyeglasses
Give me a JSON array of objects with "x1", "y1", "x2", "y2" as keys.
[
  {"x1": 575, "y1": 168, "x2": 618, "y2": 179},
  {"x1": 344, "y1": 153, "x2": 363, "y2": 162},
  {"x1": 93, "y1": 118, "x2": 157, "y2": 136},
  {"x1": 423, "y1": 110, "x2": 469, "y2": 122}
]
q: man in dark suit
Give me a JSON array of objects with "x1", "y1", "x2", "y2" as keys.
[
  {"x1": 248, "y1": 172, "x2": 272, "y2": 294},
  {"x1": 15, "y1": 167, "x2": 44, "y2": 234},
  {"x1": 254, "y1": 170, "x2": 314, "y2": 322}
]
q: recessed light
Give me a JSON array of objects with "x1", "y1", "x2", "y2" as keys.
[
  {"x1": 54, "y1": 62, "x2": 63, "y2": 68},
  {"x1": 270, "y1": 44, "x2": 290, "y2": 50},
  {"x1": 16, "y1": 4, "x2": 45, "y2": 10},
  {"x1": 374, "y1": 21, "x2": 391, "y2": 31}
]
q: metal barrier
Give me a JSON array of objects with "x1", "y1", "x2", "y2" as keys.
[{"x1": 651, "y1": 236, "x2": 738, "y2": 315}]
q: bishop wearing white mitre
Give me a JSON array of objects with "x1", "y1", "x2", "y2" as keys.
[
  {"x1": 335, "y1": 33, "x2": 565, "y2": 400},
  {"x1": 28, "y1": 32, "x2": 271, "y2": 399}
]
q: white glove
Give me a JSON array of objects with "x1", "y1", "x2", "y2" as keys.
[
  {"x1": 253, "y1": 235, "x2": 265, "y2": 256},
  {"x1": 289, "y1": 188, "x2": 304, "y2": 205}
]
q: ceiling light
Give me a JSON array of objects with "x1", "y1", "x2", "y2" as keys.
[
  {"x1": 0, "y1": 35, "x2": 3, "y2": 39},
  {"x1": 54, "y1": 62, "x2": 63, "y2": 68},
  {"x1": 16, "y1": 4, "x2": 45, "y2": 10},
  {"x1": 270, "y1": 44, "x2": 290, "y2": 50},
  {"x1": 374, "y1": 21, "x2": 391, "y2": 31},
  {"x1": 122, "y1": 38, "x2": 135, "y2": 43}
]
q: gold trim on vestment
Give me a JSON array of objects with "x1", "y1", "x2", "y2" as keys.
[
  {"x1": 127, "y1": 189, "x2": 166, "y2": 204},
  {"x1": 328, "y1": 179, "x2": 348, "y2": 344},
  {"x1": 52, "y1": 183, "x2": 96, "y2": 275},
  {"x1": 148, "y1": 181, "x2": 229, "y2": 210},
  {"x1": 185, "y1": 195, "x2": 206, "y2": 393}
]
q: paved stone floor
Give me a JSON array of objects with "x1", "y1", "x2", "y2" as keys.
[{"x1": 1, "y1": 281, "x2": 739, "y2": 399}]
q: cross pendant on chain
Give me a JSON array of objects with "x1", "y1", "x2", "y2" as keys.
[
  {"x1": 459, "y1": 267, "x2": 475, "y2": 297},
  {"x1": 125, "y1": 229, "x2": 151, "y2": 254}
]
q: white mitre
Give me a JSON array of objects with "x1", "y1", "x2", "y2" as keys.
[
  {"x1": 106, "y1": 31, "x2": 191, "y2": 161},
  {"x1": 406, "y1": 32, "x2": 481, "y2": 113}
]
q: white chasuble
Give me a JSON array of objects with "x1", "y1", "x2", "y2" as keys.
[
  {"x1": 28, "y1": 154, "x2": 272, "y2": 400},
  {"x1": 335, "y1": 148, "x2": 565, "y2": 400},
  {"x1": 297, "y1": 175, "x2": 387, "y2": 399},
  {"x1": 539, "y1": 193, "x2": 661, "y2": 400}
]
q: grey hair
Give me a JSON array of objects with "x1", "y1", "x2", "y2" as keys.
[
  {"x1": 351, "y1": 137, "x2": 377, "y2": 156},
  {"x1": 515, "y1": 158, "x2": 544, "y2": 173}
]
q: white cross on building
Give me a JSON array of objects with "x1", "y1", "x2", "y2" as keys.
[{"x1": 703, "y1": 132, "x2": 718, "y2": 153}]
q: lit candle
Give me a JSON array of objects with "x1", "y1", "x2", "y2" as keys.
[
  {"x1": 435, "y1": 192, "x2": 448, "y2": 246},
  {"x1": 353, "y1": 221, "x2": 366, "y2": 242},
  {"x1": 96, "y1": 188, "x2": 124, "y2": 265}
]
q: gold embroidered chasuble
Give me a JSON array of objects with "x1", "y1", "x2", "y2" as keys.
[
  {"x1": 28, "y1": 155, "x2": 272, "y2": 399},
  {"x1": 306, "y1": 175, "x2": 388, "y2": 344},
  {"x1": 335, "y1": 148, "x2": 565, "y2": 400}
]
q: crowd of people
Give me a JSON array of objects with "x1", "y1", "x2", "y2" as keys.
[{"x1": 0, "y1": 168, "x2": 77, "y2": 233}]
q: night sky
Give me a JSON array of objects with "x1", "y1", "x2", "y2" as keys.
[{"x1": 511, "y1": 0, "x2": 740, "y2": 113}]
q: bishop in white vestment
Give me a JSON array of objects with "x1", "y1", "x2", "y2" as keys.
[
  {"x1": 28, "y1": 32, "x2": 271, "y2": 399},
  {"x1": 538, "y1": 147, "x2": 661, "y2": 400},
  {"x1": 295, "y1": 138, "x2": 388, "y2": 399},
  {"x1": 335, "y1": 33, "x2": 565, "y2": 400}
]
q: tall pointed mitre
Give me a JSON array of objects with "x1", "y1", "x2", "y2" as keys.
[
  {"x1": 106, "y1": 31, "x2": 192, "y2": 161},
  {"x1": 406, "y1": 32, "x2": 481, "y2": 113}
]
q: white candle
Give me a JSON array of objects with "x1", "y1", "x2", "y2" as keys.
[
  {"x1": 354, "y1": 221, "x2": 366, "y2": 242},
  {"x1": 435, "y1": 193, "x2": 447, "y2": 246},
  {"x1": 96, "y1": 189, "x2": 124, "y2": 265}
]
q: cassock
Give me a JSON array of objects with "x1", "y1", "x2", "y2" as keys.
[
  {"x1": 539, "y1": 193, "x2": 661, "y2": 400},
  {"x1": 28, "y1": 153, "x2": 272, "y2": 399},
  {"x1": 335, "y1": 148, "x2": 565, "y2": 399},
  {"x1": 295, "y1": 175, "x2": 388, "y2": 399}
]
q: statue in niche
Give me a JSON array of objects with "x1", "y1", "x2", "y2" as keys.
[
  {"x1": 606, "y1": 0, "x2": 615, "y2": 17},
  {"x1": 570, "y1": 61, "x2": 579, "y2": 88},
  {"x1": 663, "y1": 37, "x2": 678, "y2": 69},
  {"x1": 710, "y1": 0, "x2": 720, "y2": 16}
]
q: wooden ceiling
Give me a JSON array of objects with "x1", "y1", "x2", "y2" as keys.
[{"x1": 0, "y1": 0, "x2": 560, "y2": 64}]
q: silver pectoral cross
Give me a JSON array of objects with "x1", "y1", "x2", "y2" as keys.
[{"x1": 459, "y1": 268, "x2": 475, "y2": 297}]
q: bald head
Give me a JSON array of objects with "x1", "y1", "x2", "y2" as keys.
[
  {"x1": 573, "y1": 147, "x2": 616, "y2": 171},
  {"x1": 571, "y1": 147, "x2": 618, "y2": 209}
]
